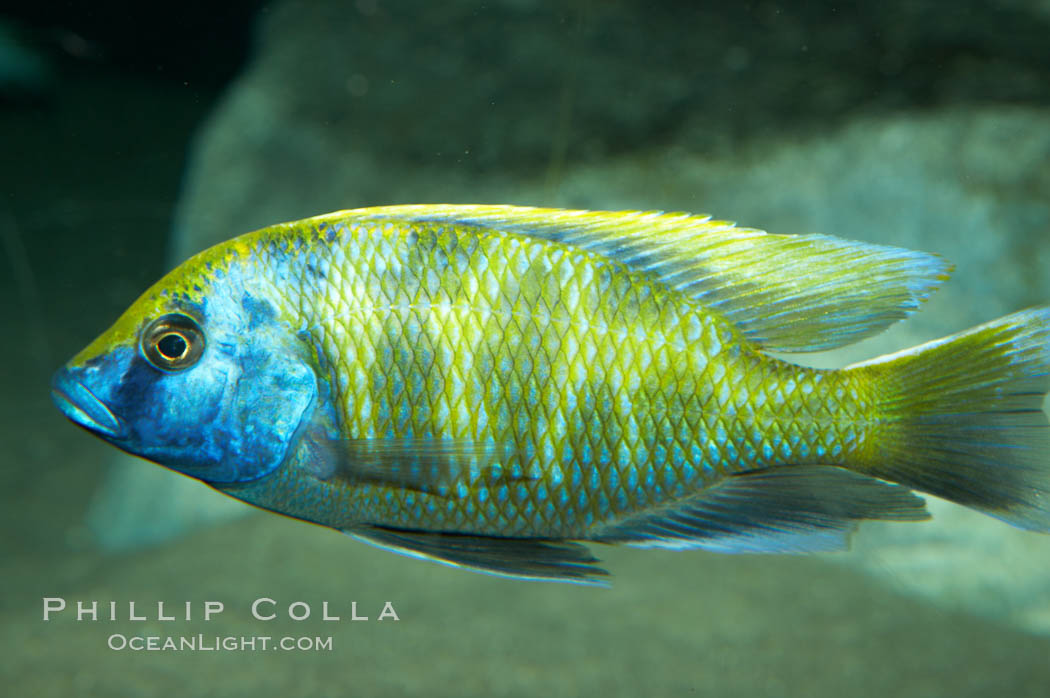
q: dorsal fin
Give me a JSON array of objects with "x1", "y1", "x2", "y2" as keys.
[{"x1": 330, "y1": 205, "x2": 952, "y2": 353}]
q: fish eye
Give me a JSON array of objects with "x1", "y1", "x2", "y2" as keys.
[{"x1": 141, "y1": 314, "x2": 205, "y2": 372}]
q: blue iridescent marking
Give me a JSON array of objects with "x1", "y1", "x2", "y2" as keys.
[
  {"x1": 653, "y1": 443, "x2": 667, "y2": 465},
  {"x1": 560, "y1": 443, "x2": 573, "y2": 468},
  {"x1": 683, "y1": 460, "x2": 697, "y2": 481},
  {"x1": 689, "y1": 443, "x2": 703, "y2": 466},
  {"x1": 594, "y1": 491, "x2": 611, "y2": 518},
  {"x1": 543, "y1": 498, "x2": 555, "y2": 520},
  {"x1": 633, "y1": 445, "x2": 649, "y2": 471},
  {"x1": 516, "y1": 411, "x2": 531, "y2": 437},
  {"x1": 397, "y1": 400, "x2": 413, "y2": 431},
  {"x1": 671, "y1": 443, "x2": 685, "y2": 468},
  {"x1": 388, "y1": 374, "x2": 403, "y2": 398},
  {"x1": 580, "y1": 442, "x2": 593, "y2": 466},
  {"x1": 706, "y1": 441, "x2": 720, "y2": 465},
  {"x1": 533, "y1": 360, "x2": 550, "y2": 383}
]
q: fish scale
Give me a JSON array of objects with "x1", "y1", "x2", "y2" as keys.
[
  {"x1": 51, "y1": 205, "x2": 1050, "y2": 583},
  {"x1": 289, "y1": 217, "x2": 859, "y2": 538}
]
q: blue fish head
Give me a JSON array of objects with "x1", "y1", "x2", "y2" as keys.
[{"x1": 51, "y1": 286, "x2": 318, "y2": 486}]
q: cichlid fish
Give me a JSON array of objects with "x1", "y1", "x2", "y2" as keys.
[{"x1": 51, "y1": 205, "x2": 1050, "y2": 584}]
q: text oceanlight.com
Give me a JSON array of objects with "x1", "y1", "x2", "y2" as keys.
[{"x1": 107, "y1": 634, "x2": 333, "y2": 652}]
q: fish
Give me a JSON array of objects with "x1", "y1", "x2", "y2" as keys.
[{"x1": 51, "y1": 205, "x2": 1050, "y2": 584}]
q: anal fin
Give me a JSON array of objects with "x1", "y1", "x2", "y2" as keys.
[
  {"x1": 345, "y1": 526, "x2": 610, "y2": 585},
  {"x1": 593, "y1": 466, "x2": 929, "y2": 553}
]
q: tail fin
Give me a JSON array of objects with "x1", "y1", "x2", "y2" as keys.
[{"x1": 847, "y1": 307, "x2": 1050, "y2": 531}]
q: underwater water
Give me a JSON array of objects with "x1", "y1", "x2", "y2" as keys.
[{"x1": 3, "y1": 2, "x2": 1050, "y2": 696}]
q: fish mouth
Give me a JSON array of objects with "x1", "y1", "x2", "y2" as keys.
[{"x1": 51, "y1": 371, "x2": 124, "y2": 439}]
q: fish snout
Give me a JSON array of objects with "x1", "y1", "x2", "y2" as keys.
[{"x1": 51, "y1": 368, "x2": 124, "y2": 439}]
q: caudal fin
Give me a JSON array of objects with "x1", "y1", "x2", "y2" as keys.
[{"x1": 848, "y1": 307, "x2": 1050, "y2": 531}]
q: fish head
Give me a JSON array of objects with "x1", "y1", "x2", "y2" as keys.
[{"x1": 51, "y1": 244, "x2": 318, "y2": 485}]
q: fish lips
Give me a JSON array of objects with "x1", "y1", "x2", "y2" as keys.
[{"x1": 51, "y1": 368, "x2": 125, "y2": 440}]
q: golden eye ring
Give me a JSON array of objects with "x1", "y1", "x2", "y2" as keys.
[{"x1": 141, "y1": 314, "x2": 205, "y2": 372}]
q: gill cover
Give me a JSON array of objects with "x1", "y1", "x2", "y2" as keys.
[{"x1": 52, "y1": 292, "x2": 317, "y2": 485}]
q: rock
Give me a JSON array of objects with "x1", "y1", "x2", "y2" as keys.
[{"x1": 90, "y1": 0, "x2": 1050, "y2": 632}]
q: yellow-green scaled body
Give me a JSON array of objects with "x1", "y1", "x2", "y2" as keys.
[
  {"x1": 52, "y1": 206, "x2": 1050, "y2": 583},
  {"x1": 245, "y1": 218, "x2": 869, "y2": 536}
]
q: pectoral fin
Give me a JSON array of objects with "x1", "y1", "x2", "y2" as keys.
[
  {"x1": 345, "y1": 526, "x2": 610, "y2": 585},
  {"x1": 304, "y1": 434, "x2": 519, "y2": 497}
]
